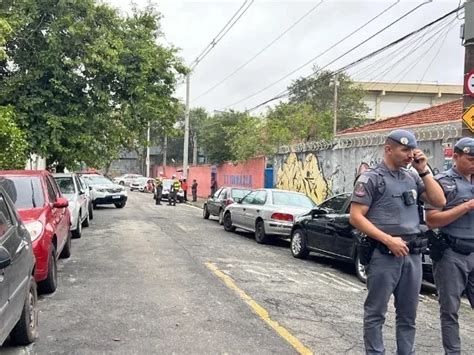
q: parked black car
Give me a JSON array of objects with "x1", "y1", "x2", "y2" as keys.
[
  {"x1": 290, "y1": 192, "x2": 433, "y2": 283},
  {"x1": 0, "y1": 183, "x2": 38, "y2": 346},
  {"x1": 203, "y1": 187, "x2": 252, "y2": 224}
]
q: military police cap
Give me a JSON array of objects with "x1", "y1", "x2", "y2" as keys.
[
  {"x1": 387, "y1": 129, "x2": 417, "y2": 149},
  {"x1": 454, "y1": 137, "x2": 474, "y2": 155}
]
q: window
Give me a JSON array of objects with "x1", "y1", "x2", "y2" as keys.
[
  {"x1": 0, "y1": 194, "x2": 13, "y2": 238},
  {"x1": 319, "y1": 193, "x2": 351, "y2": 213},
  {"x1": 242, "y1": 191, "x2": 257, "y2": 204},
  {"x1": 231, "y1": 188, "x2": 251, "y2": 199},
  {"x1": 253, "y1": 191, "x2": 267, "y2": 205},
  {"x1": 0, "y1": 177, "x2": 45, "y2": 209},
  {"x1": 272, "y1": 191, "x2": 315, "y2": 209},
  {"x1": 213, "y1": 188, "x2": 223, "y2": 199},
  {"x1": 45, "y1": 177, "x2": 57, "y2": 202},
  {"x1": 55, "y1": 177, "x2": 76, "y2": 195}
]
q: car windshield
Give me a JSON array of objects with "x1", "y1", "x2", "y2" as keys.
[
  {"x1": 231, "y1": 188, "x2": 251, "y2": 199},
  {"x1": 83, "y1": 176, "x2": 113, "y2": 186},
  {"x1": 55, "y1": 177, "x2": 75, "y2": 195},
  {"x1": 272, "y1": 191, "x2": 315, "y2": 208},
  {"x1": 0, "y1": 176, "x2": 45, "y2": 209},
  {"x1": 135, "y1": 177, "x2": 149, "y2": 184}
]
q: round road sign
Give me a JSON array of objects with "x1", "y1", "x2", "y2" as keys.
[{"x1": 464, "y1": 70, "x2": 474, "y2": 97}]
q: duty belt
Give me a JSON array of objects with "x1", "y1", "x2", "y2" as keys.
[
  {"x1": 441, "y1": 233, "x2": 474, "y2": 255},
  {"x1": 376, "y1": 234, "x2": 426, "y2": 255}
]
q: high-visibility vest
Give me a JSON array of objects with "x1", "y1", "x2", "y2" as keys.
[{"x1": 172, "y1": 180, "x2": 181, "y2": 191}]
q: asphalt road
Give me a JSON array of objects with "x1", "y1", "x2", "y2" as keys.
[{"x1": 3, "y1": 192, "x2": 474, "y2": 354}]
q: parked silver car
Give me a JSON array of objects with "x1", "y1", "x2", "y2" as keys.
[
  {"x1": 223, "y1": 189, "x2": 316, "y2": 244},
  {"x1": 0, "y1": 183, "x2": 38, "y2": 346},
  {"x1": 54, "y1": 173, "x2": 90, "y2": 238}
]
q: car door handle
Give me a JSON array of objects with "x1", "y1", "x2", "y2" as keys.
[
  {"x1": 256, "y1": 210, "x2": 260, "y2": 213},
  {"x1": 243, "y1": 208, "x2": 246, "y2": 211}
]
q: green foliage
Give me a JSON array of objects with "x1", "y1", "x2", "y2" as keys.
[
  {"x1": 0, "y1": 0, "x2": 186, "y2": 169},
  {"x1": 0, "y1": 106, "x2": 29, "y2": 169},
  {"x1": 0, "y1": 18, "x2": 12, "y2": 60},
  {"x1": 288, "y1": 68, "x2": 368, "y2": 132}
]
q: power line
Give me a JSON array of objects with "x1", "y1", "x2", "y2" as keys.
[
  {"x1": 190, "y1": 0, "x2": 254, "y2": 71},
  {"x1": 246, "y1": 4, "x2": 463, "y2": 113},
  {"x1": 192, "y1": 0, "x2": 325, "y2": 103},
  {"x1": 223, "y1": 0, "x2": 404, "y2": 109}
]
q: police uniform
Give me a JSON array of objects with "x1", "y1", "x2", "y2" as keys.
[
  {"x1": 351, "y1": 130, "x2": 426, "y2": 355},
  {"x1": 154, "y1": 178, "x2": 163, "y2": 205},
  {"x1": 428, "y1": 138, "x2": 474, "y2": 355}
]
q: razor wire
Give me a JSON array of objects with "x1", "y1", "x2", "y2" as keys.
[{"x1": 277, "y1": 123, "x2": 462, "y2": 155}]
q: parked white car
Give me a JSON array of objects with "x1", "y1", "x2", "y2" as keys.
[
  {"x1": 130, "y1": 177, "x2": 154, "y2": 192},
  {"x1": 54, "y1": 173, "x2": 90, "y2": 238},
  {"x1": 112, "y1": 174, "x2": 143, "y2": 186},
  {"x1": 82, "y1": 174, "x2": 128, "y2": 209},
  {"x1": 78, "y1": 175, "x2": 94, "y2": 220}
]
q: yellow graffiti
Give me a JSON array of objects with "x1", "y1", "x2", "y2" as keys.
[{"x1": 276, "y1": 153, "x2": 330, "y2": 204}]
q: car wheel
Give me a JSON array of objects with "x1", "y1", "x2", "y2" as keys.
[
  {"x1": 203, "y1": 205, "x2": 210, "y2": 219},
  {"x1": 9, "y1": 277, "x2": 38, "y2": 345},
  {"x1": 115, "y1": 202, "x2": 126, "y2": 208},
  {"x1": 88, "y1": 202, "x2": 94, "y2": 220},
  {"x1": 218, "y1": 209, "x2": 224, "y2": 225},
  {"x1": 38, "y1": 245, "x2": 57, "y2": 294},
  {"x1": 59, "y1": 231, "x2": 72, "y2": 259},
  {"x1": 255, "y1": 220, "x2": 269, "y2": 244},
  {"x1": 355, "y1": 253, "x2": 368, "y2": 283},
  {"x1": 291, "y1": 228, "x2": 309, "y2": 259},
  {"x1": 93, "y1": 202, "x2": 98, "y2": 210},
  {"x1": 72, "y1": 217, "x2": 82, "y2": 238},
  {"x1": 223, "y1": 212, "x2": 236, "y2": 232},
  {"x1": 82, "y1": 210, "x2": 90, "y2": 227}
]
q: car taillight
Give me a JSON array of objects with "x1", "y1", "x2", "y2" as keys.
[
  {"x1": 25, "y1": 221, "x2": 44, "y2": 241},
  {"x1": 271, "y1": 213, "x2": 294, "y2": 222}
]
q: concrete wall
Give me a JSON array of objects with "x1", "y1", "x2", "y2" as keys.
[
  {"x1": 274, "y1": 139, "x2": 453, "y2": 205},
  {"x1": 153, "y1": 157, "x2": 266, "y2": 198}
]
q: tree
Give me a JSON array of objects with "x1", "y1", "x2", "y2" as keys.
[
  {"x1": 198, "y1": 111, "x2": 248, "y2": 164},
  {"x1": 0, "y1": 18, "x2": 11, "y2": 60},
  {"x1": 0, "y1": 106, "x2": 28, "y2": 169},
  {"x1": 0, "y1": 0, "x2": 186, "y2": 170},
  {"x1": 288, "y1": 68, "x2": 368, "y2": 133}
]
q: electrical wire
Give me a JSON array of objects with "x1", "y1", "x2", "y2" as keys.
[
  {"x1": 245, "y1": 4, "x2": 463, "y2": 113},
  {"x1": 192, "y1": 0, "x2": 325, "y2": 103},
  {"x1": 223, "y1": 0, "x2": 406, "y2": 109},
  {"x1": 190, "y1": 0, "x2": 254, "y2": 71}
]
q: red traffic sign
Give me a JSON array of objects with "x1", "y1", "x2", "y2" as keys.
[{"x1": 464, "y1": 70, "x2": 474, "y2": 97}]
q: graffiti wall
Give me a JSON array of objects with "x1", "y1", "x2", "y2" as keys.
[{"x1": 275, "y1": 139, "x2": 453, "y2": 204}]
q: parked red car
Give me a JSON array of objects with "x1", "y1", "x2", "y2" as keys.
[{"x1": 0, "y1": 170, "x2": 71, "y2": 294}]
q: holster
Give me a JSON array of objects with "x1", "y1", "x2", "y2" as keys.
[
  {"x1": 427, "y1": 230, "x2": 449, "y2": 261},
  {"x1": 355, "y1": 233, "x2": 375, "y2": 266},
  {"x1": 407, "y1": 236, "x2": 429, "y2": 254}
]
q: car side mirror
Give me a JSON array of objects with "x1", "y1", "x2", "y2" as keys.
[
  {"x1": 0, "y1": 246, "x2": 12, "y2": 269},
  {"x1": 79, "y1": 190, "x2": 85, "y2": 195},
  {"x1": 89, "y1": 186, "x2": 93, "y2": 190},
  {"x1": 234, "y1": 197, "x2": 242, "y2": 204},
  {"x1": 311, "y1": 208, "x2": 328, "y2": 217},
  {"x1": 54, "y1": 197, "x2": 69, "y2": 208}
]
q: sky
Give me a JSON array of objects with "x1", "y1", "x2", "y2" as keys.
[{"x1": 106, "y1": 0, "x2": 465, "y2": 114}]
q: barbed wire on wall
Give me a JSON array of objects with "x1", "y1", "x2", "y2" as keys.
[{"x1": 277, "y1": 123, "x2": 462, "y2": 155}]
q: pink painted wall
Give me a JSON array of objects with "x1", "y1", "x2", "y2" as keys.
[{"x1": 152, "y1": 156, "x2": 265, "y2": 199}]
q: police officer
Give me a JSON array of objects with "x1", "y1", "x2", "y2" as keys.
[
  {"x1": 425, "y1": 137, "x2": 474, "y2": 355},
  {"x1": 350, "y1": 129, "x2": 446, "y2": 355},
  {"x1": 154, "y1": 177, "x2": 163, "y2": 205},
  {"x1": 169, "y1": 175, "x2": 180, "y2": 206}
]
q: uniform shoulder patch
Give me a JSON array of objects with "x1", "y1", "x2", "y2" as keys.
[
  {"x1": 354, "y1": 181, "x2": 367, "y2": 197},
  {"x1": 357, "y1": 174, "x2": 370, "y2": 184}
]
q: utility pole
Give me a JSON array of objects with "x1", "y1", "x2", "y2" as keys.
[
  {"x1": 163, "y1": 135, "x2": 168, "y2": 167},
  {"x1": 192, "y1": 132, "x2": 198, "y2": 165},
  {"x1": 146, "y1": 121, "x2": 150, "y2": 177},
  {"x1": 183, "y1": 73, "x2": 190, "y2": 178},
  {"x1": 332, "y1": 73, "x2": 339, "y2": 136}
]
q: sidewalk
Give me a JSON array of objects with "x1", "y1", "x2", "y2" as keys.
[{"x1": 186, "y1": 197, "x2": 206, "y2": 209}]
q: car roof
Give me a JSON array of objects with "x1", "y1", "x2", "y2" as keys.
[
  {"x1": 53, "y1": 173, "x2": 75, "y2": 178},
  {"x1": 0, "y1": 169, "x2": 50, "y2": 177}
]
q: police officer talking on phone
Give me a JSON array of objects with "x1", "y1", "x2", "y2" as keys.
[
  {"x1": 350, "y1": 129, "x2": 446, "y2": 355},
  {"x1": 425, "y1": 137, "x2": 474, "y2": 355}
]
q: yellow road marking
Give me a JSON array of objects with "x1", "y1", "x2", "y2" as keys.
[{"x1": 205, "y1": 262, "x2": 313, "y2": 355}]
